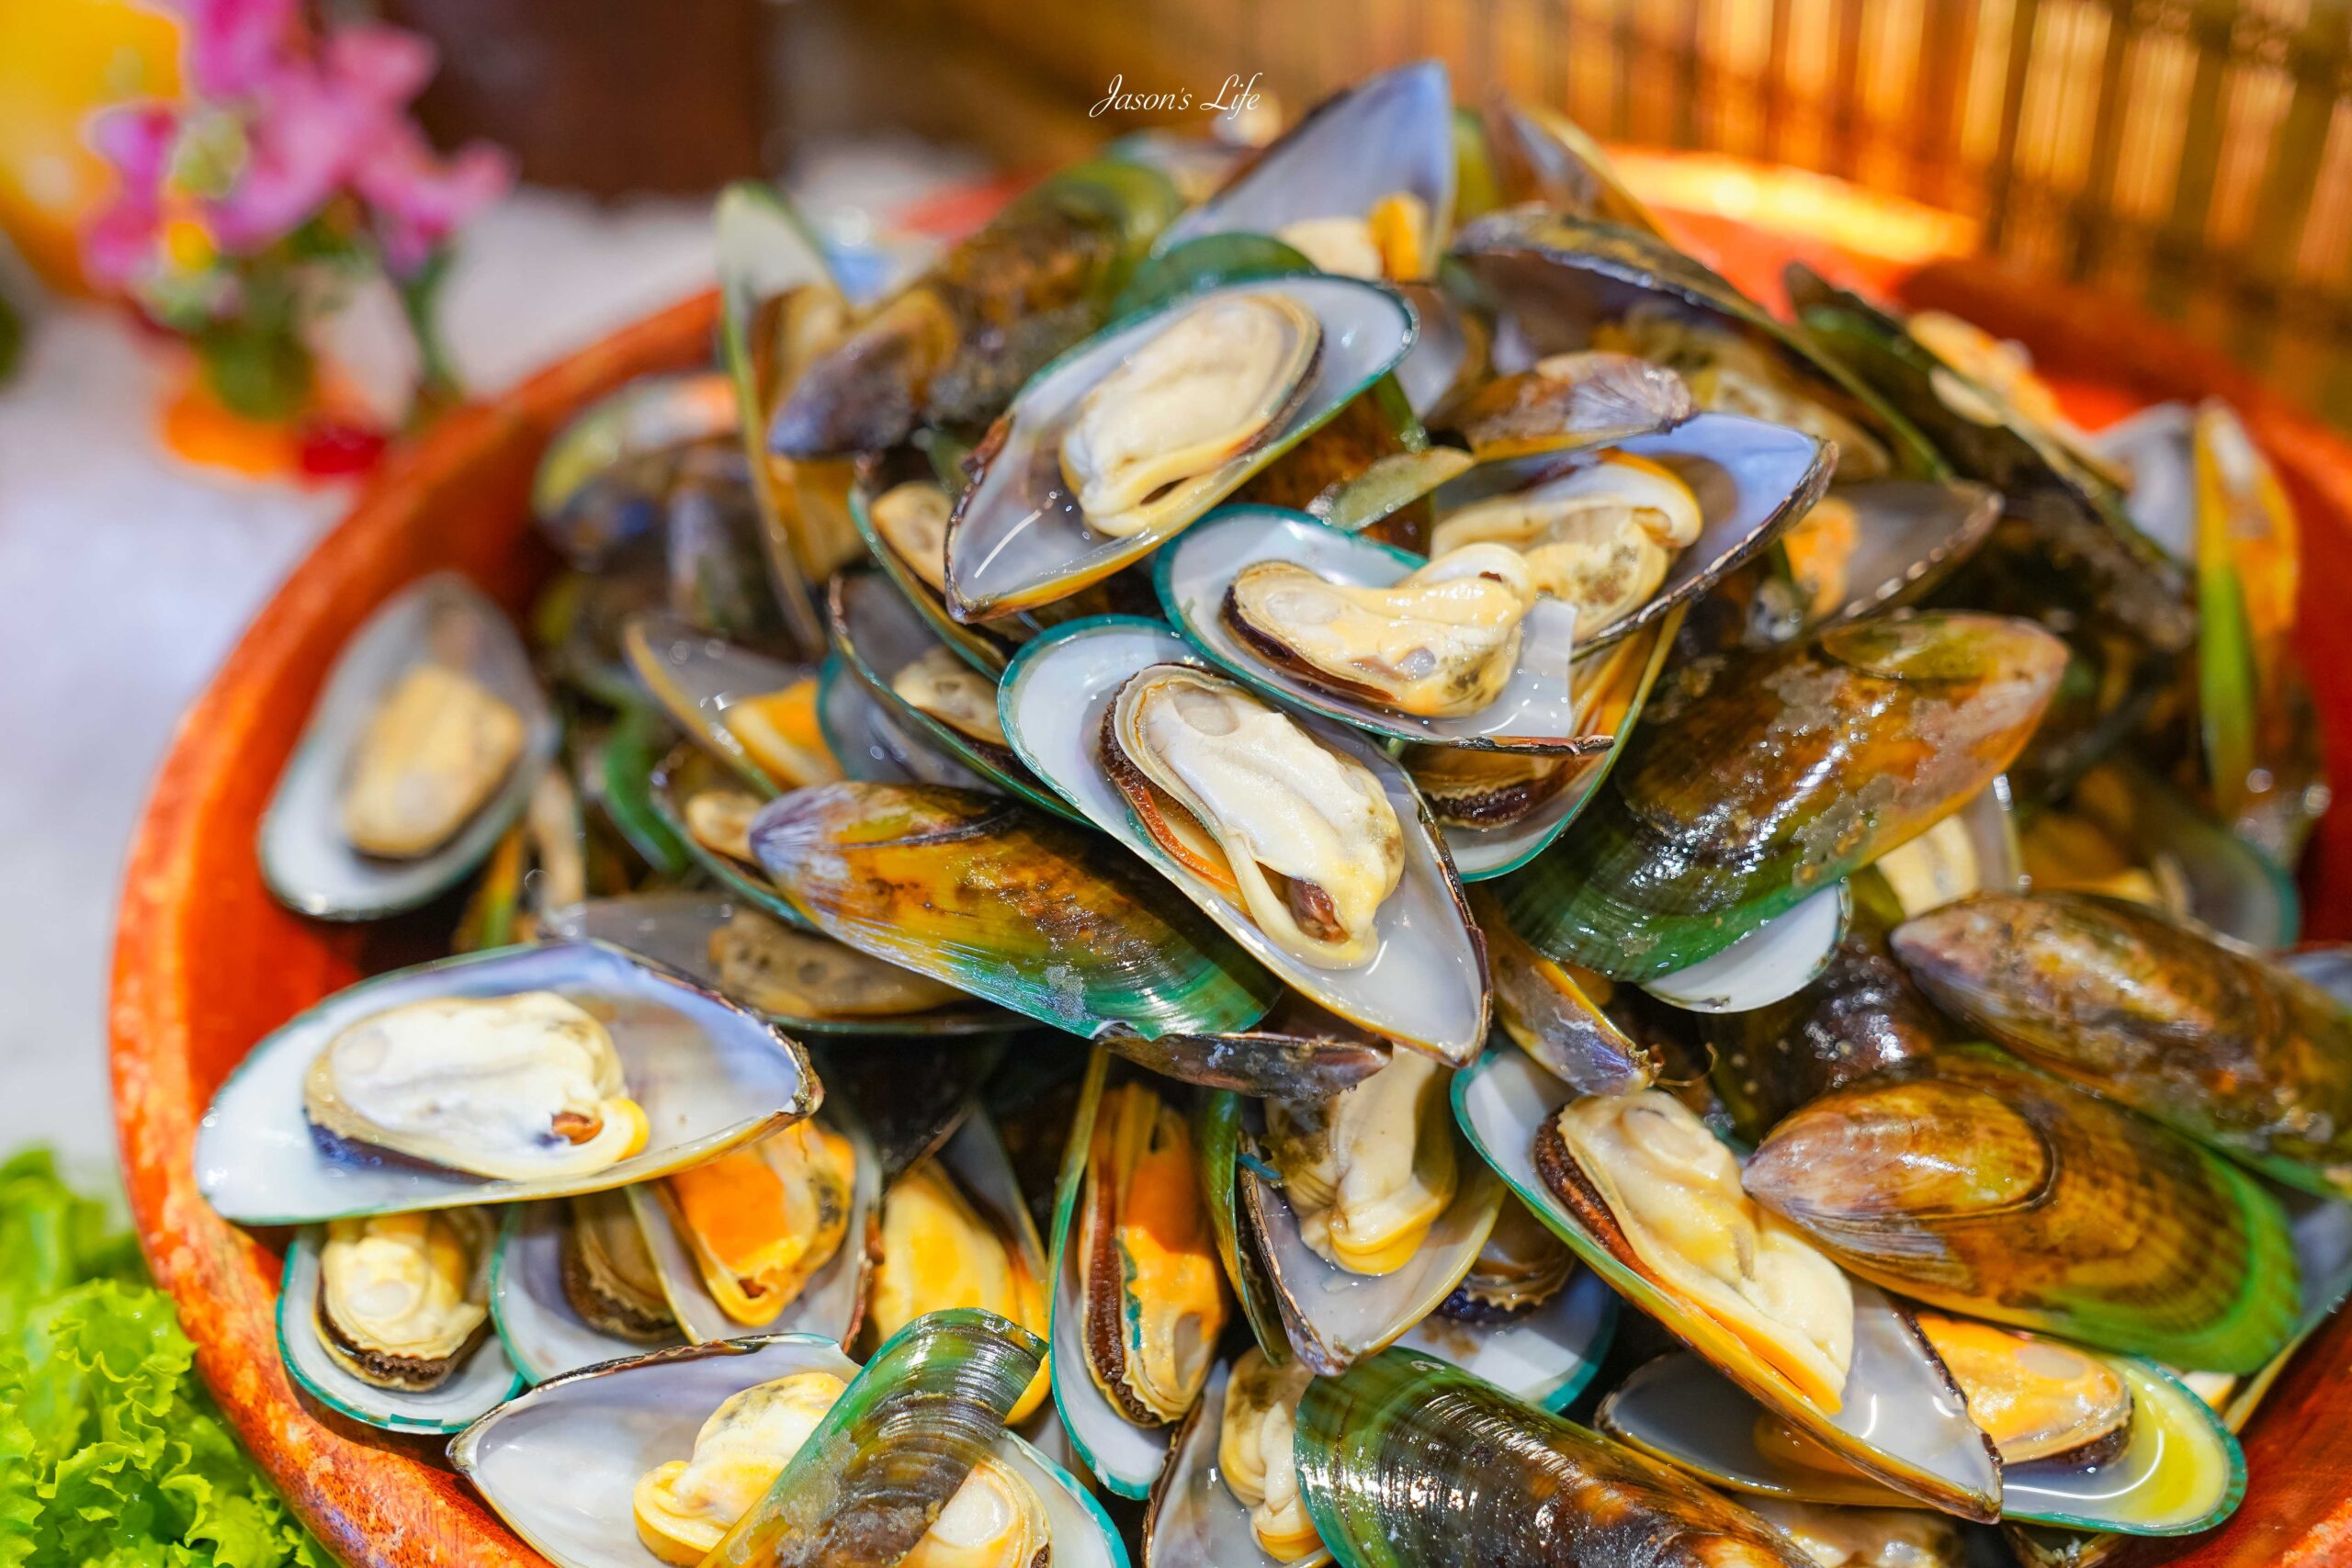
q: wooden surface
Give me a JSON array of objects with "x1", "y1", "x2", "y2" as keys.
[{"x1": 107, "y1": 209, "x2": 2352, "y2": 1566}]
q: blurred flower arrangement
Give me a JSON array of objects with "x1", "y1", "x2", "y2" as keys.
[{"x1": 81, "y1": 0, "x2": 512, "y2": 468}]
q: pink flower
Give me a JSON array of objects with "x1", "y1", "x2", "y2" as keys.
[
  {"x1": 356, "y1": 130, "x2": 514, "y2": 276},
  {"x1": 201, "y1": 75, "x2": 365, "y2": 250},
  {"x1": 322, "y1": 24, "x2": 435, "y2": 109},
  {"x1": 81, "y1": 105, "x2": 179, "y2": 285},
  {"x1": 179, "y1": 0, "x2": 301, "y2": 100}
]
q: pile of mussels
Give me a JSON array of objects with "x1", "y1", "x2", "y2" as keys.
[{"x1": 198, "y1": 59, "x2": 2349, "y2": 1568}]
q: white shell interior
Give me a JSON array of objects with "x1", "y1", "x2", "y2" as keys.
[
  {"x1": 946, "y1": 276, "x2": 1416, "y2": 620},
  {"x1": 258, "y1": 572, "x2": 559, "y2": 920},
  {"x1": 1820, "y1": 479, "x2": 2004, "y2": 623},
  {"x1": 1394, "y1": 1262, "x2": 1618, "y2": 1413},
  {"x1": 490, "y1": 1201, "x2": 684, "y2": 1384},
  {"x1": 278, "y1": 1223, "x2": 521, "y2": 1432},
  {"x1": 1642, "y1": 881, "x2": 1850, "y2": 1013},
  {"x1": 1157, "y1": 507, "x2": 1597, "y2": 750},
  {"x1": 196, "y1": 941, "x2": 815, "y2": 1224},
  {"x1": 1000, "y1": 616, "x2": 1489, "y2": 1062},
  {"x1": 818, "y1": 654, "x2": 995, "y2": 789},
  {"x1": 1146, "y1": 1358, "x2": 1329, "y2": 1568}
]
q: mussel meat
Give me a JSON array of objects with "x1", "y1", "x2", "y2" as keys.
[
  {"x1": 891, "y1": 645, "x2": 1014, "y2": 757},
  {"x1": 1222, "y1": 542, "x2": 1536, "y2": 717},
  {"x1": 301, "y1": 991, "x2": 649, "y2": 1181},
  {"x1": 871, "y1": 1160, "x2": 1050, "y2": 1420},
  {"x1": 707, "y1": 906, "x2": 967, "y2": 1020},
  {"x1": 657, "y1": 1120, "x2": 856, "y2": 1326},
  {"x1": 869, "y1": 479, "x2": 955, "y2": 592},
  {"x1": 1218, "y1": 1348, "x2": 1323, "y2": 1560},
  {"x1": 1430, "y1": 450, "x2": 1703, "y2": 635},
  {"x1": 340, "y1": 663, "x2": 527, "y2": 859},
  {"x1": 1437, "y1": 1196, "x2": 1576, "y2": 1324},
  {"x1": 315, "y1": 1207, "x2": 492, "y2": 1391},
  {"x1": 560, "y1": 1189, "x2": 676, "y2": 1343},
  {"x1": 1102, "y1": 664, "x2": 1403, "y2": 969},
  {"x1": 1264, "y1": 1048, "x2": 1458, "y2": 1275}
]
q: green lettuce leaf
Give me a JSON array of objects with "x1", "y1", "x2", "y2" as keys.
[{"x1": 0, "y1": 1151, "x2": 323, "y2": 1568}]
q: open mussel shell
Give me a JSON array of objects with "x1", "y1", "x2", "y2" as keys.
[
  {"x1": 1745, "y1": 1045, "x2": 2301, "y2": 1374},
  {"x1": 1416, "y1": 413, "x2": 1834, "y2": 653},
  {"x1": 1804, "y1": 479, "x2": 2005, "y2": 627},
  {"x1": 1294, "y1": 1348, "x2": 1820, "y2": 1567},
  {"x1": 1495, "y1": 612, "x2": 2068, "y2": 981},
  {"x1": 1159, "y1": 61, "x2": 1455, "y2": 274},
  {"x1": 999, "y1": 615, "x2": 1490, "y2": 1064},
  {"x1": 848, "y1": 464, "x2": 1019, "y2": 676},
  {"x1": 1155, "y1": 506, "x2": 1600, "y2": 750},
  {"x1": 452, "y1": 1319, "x2": 1118, "y2": 1568},
  {"x1": 2041, "y1": 759, "x2": 2300, "y2": 950},
  {"x1": 628, "y1": 1109, "x2": 879, "y2": 1347},
  {"x1": 1123, "y1": 993, "x2": 1392, "y2": 1100},
  {"x1": 750, "y1": 781, "x2": 1282, "y2": 1041},
  {"x1": 828, "y1": 570, "x2": 1083, "y2": 821},
  {"x1": 646, "y1": 743, "x2": 816, "y2": 928},
  {"x1": 277, "y1": 1221, "x2": 520, "y2": 1432},
  {"x1": 532, "y1": 371, "x2": 739, "y2": 569},
  {"x1": 588, "y1": 701, "x2": 693, "y2": 877},
  {"x1": 1146, "y1": 1357, "x2": 1329, "y2": 1568},
  {"x1": 1395, "y1": 1256, "x2": 1617, "y2": 1413},
  {"x1": 260, "y1": 572, "x2": 559, "y2": 920},
  {"x1": 1392, "y1": 278, "x2": 1487, "y2": 421},
  {"x1": 490, "y1": 1200, "x2": 684, "y2": 1383},
  {"x1": 1600, "y1": 1345, "x2": 2244, "y2": 1536},
  {"x1": 1641, "y1": 881, "x2": 1850, "y2": 1014},
  {"x1": 944, "y1": 276, "x2": 1417, "y2": 621},
  {"x1": 1422, "y1": 606, "x2": 1681, "y2": 881},
  {"x1": 1450, "y1": 209, "x2": 1944, "y2": 479},
  {"x1": 816, "y1": 652, "x2": 995, "y2": 790},
  {"x1": 1478, "y1": 96, "x2": 1667, "y2": 236},
  {"x1": 622, "y1": 613, "x2": 830, "y2": 793},
  {"x1": 1235, "y1": 1092, "x2": 1505, "y2": 1375},
  {"x1": 1452, "y1": 1047, "x2": 2005, "y2": 1519},
  {"x1": 1474, "y1": 886, "x2": 1657, "y2": 1094},
  {"x1": 197, "y1": 942, "x2": 816, "y2": 1224},
  {"x1": 540, "y1": 891, "x2": 1021, "y2": 1037},
  {"x1": 1197, "y1": 1090, "x2": 1298, "y2": 1365}
]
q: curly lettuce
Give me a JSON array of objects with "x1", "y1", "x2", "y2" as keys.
[{"x1": 0, "y1": 1150, "x2": 323, "y2": 1568}]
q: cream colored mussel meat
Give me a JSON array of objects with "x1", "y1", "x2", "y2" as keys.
[
  {"x1": 340, "y1": 663, "x2": 526, "y2": 859},
  {"x1": 1273, "y1": 190, "x2": 1430, "y2": 281},
  {"x1": 871, "y1": 479, "x2": 955, "y2": 592},
  {"x1": 315, "y1": 1207, "x2": 492, "y2": 1391},
  {"x1": 707, "y1": 906, "x2": 967, "y2": 1020},
  {"x1": 1540, "y1": 1090, "x2": 1854, "y2": 1409},
  {"x1": 684, "y1": 787, "x2": 764, "y2": 865},
  {"x1": 1060, "y1": 293, "x2": 1321, "y2": 539},
  {"x1": 301, "y1": 991, "x2": 649, "y2": 1180},
  {"x1": 1223, "y1": 543, "x2": 1537, "y2": 717},
  {"x1": 560, "y1": 1189, "x2": 675, "y2": 1342},
  {"x1": 1218, "y1": 1348, "x2": 1323, "y2": 1562},
  {"x1": 1264, "y1": 1048, "x2": 1457, "y2": 1275},
  {"x1": 1430, "y1": 453, "x2": 1702, "y2": 637},
  {"x1": 1102, "y1": 665, "x2": 1403, "y2": 969},
  {"x1": 1441, "y1": 1196, "x2": 1575, "y2": 1321},
  {"x1": 893, "y1": 645, "x2": 1012, "y2": 750},
  {"x1": 632, "y1": 1371, "x2": 1049, "y2": 1568}
]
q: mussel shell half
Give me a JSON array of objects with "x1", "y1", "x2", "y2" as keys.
[
  {"x1": 828, "y1": 570, "x2": 1084, "y2": 820},
  {"x1": 1394, "y1": 1259, "x2": 1618, "y2": 1414},
  {"x1": 260, "y1": 572, "x2": 559, "y2": 920},
  {"x1": 541, "y1": 891, "x2": 1022, "y2": 1037},
  {"x1": 1420, "y1": 412, "x2": 1835, "y2": 654},
  {"x1": 622, "y1": 613, "x2": 822, "y2": 794},
  {"x1": 490, "y1": 1201, "x2": 684, "y2": 1384},
  {"x1": 1600, "y1": 1348, "x2": 2245, "y2": 1537},
  {"x1": 1155, "y1": 507, "x2": 1598, "y2": 750},
  {"x1": 749, "y1": 781, "x2": 1282, "y2": 1041},
  {"x1": 1452, "y1": 1046, "x2": 2005, "y2": 1519},
  {"x1": 1145, "y1": 1358, "x2": 1331, "y2": 1568},
  {"x1": 197, "y1": 941, "x2": 818, "y2": 1224},
  {"x1": 1641, "y1": 881, "x2": 1850, "y2": 1014},
  {"x1": 1494, "y1": 611, "x2": 2068, "y2": 981},
  {"x1": 945, "y1": 276, "x2": 1416, "y2": 621},
  {"x1": 816, "y1": 652, "x2": 996, "y2": 791},
  {"x1": 1046, "y1": 1051, "x2": 1178, "y2": 1497},
  {"x1": 1473, "y1": 886, "x2": 1657, "y2": 1095},
  {"x1": 1743, "y1": 1046, "x2": 2301, "y2": 1374},
  {"x1": 279, "y1": 1222, "x2": 521, "y2": 1433},
  {"x1": 1424, "y1": 604, "x2": 1682, "y2": 880},
  {"x1": 1120, "y1": 993, "x2": 1393, "y2": 1101},
  {"x1": 629, "y1": 1109, "x2": 879, "y2": 1347},
  {"x1": 2055, "y1": 760, "x2": 2301, "y2": 951},
  {"x1": 848, "y1": 466, "x2": 1020, "y2": 677},
  {"x1": 450, "y1": 1325, "x2": 1118, "y2": 1568},
  {"x1": 1293, "y1": 1348, "x2": 1818, "y2": 1568},
  {"x1": 1159, "y1": 61, "x2": 1454, "y2": 272},
  {"x1": 1800, "y1": 479, "x2": 2006, "y2": 628},
  {"x1": 1000, "y1": 616, "x2": 1489, "y2": 1062},
  {"x1": 533, "y1": 372, "x2": 739, "y2": 569},
  {"x1": 1450, "y1": 210, "x2": 1945, "y2": 479},
  {"x1": 647, "y1": 743, "x2": 817, "y2": 929},
  {"x1": 1237, "y1": 1092, "x2": 1505, "y2": 1375}
]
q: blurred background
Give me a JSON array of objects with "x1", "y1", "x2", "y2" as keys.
[{"x1": 0, "y1": 0, "x2": 2346, "y2": 1159}]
